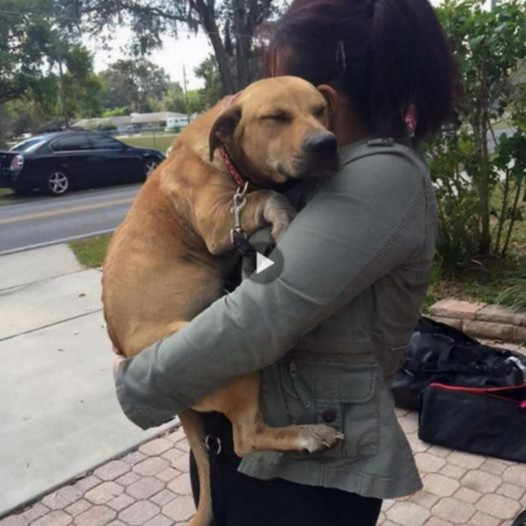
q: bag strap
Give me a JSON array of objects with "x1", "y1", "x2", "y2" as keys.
[{"x1": 430, "y1": 382, "x2": 526, "y2": 397}]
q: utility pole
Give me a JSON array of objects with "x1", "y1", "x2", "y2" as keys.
[
  {"x1": 53, "y1": 34, "x2": 67, "y2": 129},
  {"x1": 52, "y1": 0, "x2": 69, "y2": 130},
  {"x1": 58, "y1": 49, "x2": 66, "y2": 128},
  {"x1": 182, "y1": 65, "x2": 191, "y2": 125}
]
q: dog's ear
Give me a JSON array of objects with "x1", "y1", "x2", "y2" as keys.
[{"x1": 209, "y1": 104, "x2": 242, "y2": 162}]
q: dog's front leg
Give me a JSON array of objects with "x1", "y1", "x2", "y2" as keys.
[{"x1": 194, "y1": 189, "x2": 296, "y2": 256}]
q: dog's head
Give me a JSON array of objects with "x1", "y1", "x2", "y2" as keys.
[{"x1": 209, "y1": 76, "x2": 338, "y2": 185}]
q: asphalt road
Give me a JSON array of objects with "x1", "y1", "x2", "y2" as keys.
[{"x1": 0, "y1": 184, "x2": 140, "y2": 255}]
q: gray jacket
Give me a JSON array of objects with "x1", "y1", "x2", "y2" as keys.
[{"x1": 115, "y1": 138, "x2": 437, "y2": 499}]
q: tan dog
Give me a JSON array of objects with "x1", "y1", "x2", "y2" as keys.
[{"x1": 102, "y1": 76, "x2": 342, "y2": 526}]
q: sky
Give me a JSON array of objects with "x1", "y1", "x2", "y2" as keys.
[{"x1": 87, "y1": 29, "x2": 212, "y2": 90}]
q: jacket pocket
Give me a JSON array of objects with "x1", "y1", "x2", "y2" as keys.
[{"x1": 275, "y1": 360, "x2": 380, "y2": 459}]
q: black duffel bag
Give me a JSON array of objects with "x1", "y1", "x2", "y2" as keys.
[
  {"x1": 419, "y1": 383, "x2": 526, "y2": 463},
  {"x1": 392, "y1": 316, "x2": 526, "y2": 411}
]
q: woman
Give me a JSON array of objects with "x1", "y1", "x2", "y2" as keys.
[{"x1": 114, "y1": 0, "x2": 458, "y2": 524}]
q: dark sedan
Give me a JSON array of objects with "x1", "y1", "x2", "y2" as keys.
[{"x1": 0, "y1": 131, "x2": 165, "y2": 195}]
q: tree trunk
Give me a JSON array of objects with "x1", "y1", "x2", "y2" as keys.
[
  {"x1": 494, "y1": 168, "x2": 511, "y2": 254},
  {"x1": 0, "y1": 105, "x2": 7, "y2": 148},
  {"x1": 58, "y1": 57, "x2": 68, "y2": 127},
  {"x1": 233, "y1": 2, "x2": 252, "y2": 89},
  {"x1": 192, "y1": 0, "x2": 236, "y2": 94},
  {"x1": 501, "y1": 179, "x2": 523, "y2": 257},
  {"x1": 479, "y1": 121, "x2": 491, "y2": 254},
  {"x1": 472, "y1": 114, "x2": 491, "y2": 255}
]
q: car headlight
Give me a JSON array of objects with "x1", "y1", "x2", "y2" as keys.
[{"x1": 10, "y1": 154, "x2": 24, "y2": 175}]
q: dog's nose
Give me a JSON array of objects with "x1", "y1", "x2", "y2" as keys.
[{"x1": 303, "y1": 132, "x2": 338, "y2": 158}]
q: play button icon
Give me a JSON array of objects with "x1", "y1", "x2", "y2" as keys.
[
  {"x1": 256, "y1": 252, "x2": 275, "y2": 274},
  {"x1": 241, "y1": 231, "x2": 284, "y2": 284}
]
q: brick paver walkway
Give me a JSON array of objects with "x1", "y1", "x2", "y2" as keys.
[{"x1": 2, "y1": 409, "x2": 525, "y2": 526}]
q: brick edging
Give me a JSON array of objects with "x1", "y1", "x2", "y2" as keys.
[{"x1": 430, "y1": 299, "x2": 526, "y2": 344}]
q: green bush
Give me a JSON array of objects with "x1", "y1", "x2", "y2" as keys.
[
  {"x1": 497, "y1": 272, "x2": 526, "y2": 311},
  {"x1": 431, "y1": 0, "x2": 526, "y2": 262},
  {"x1": 435, "y1": 192, "x2": 480, "y2": 275}
]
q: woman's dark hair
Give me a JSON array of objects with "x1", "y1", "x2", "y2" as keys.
[{"x1": 265, "y1": 0, "x2": 459, "y2": 141}]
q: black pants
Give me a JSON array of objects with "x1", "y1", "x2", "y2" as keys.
[{"x1": 189, "y1": 413, "x2": 382, "y2": 526}]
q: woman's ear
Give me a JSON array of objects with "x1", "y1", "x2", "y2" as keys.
[{"x1": 317, "y1": 84, "x2": 339, "y2": 118}]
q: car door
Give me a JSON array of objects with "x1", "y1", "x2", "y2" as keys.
[
  {"x1": 50, "y1": 134, "x2": 97, "y2": 188},
  {"x1": 87, "y1": 133, "x2": 142, "y2": 183}
]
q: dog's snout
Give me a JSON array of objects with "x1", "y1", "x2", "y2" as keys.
[{"x1": 303, "y1": 132, "x2": 338, "y2": 157}]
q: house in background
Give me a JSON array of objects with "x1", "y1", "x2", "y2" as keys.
[
  {"x1": 165, "y1": 114, "x2": 189, "y2": 131},
  {"x1": 72, "y1": 112, "x2": 189, "y2": 134},
  {"x1": 131, "y1": 112, "x2": 189, "y2": 131},
  {"x1": 73, "y1": 115, "x2": 133, "y2": 133}
]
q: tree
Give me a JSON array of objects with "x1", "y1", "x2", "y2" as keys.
[
  {"x1": 0, "y1": 0, "x2": 102, "y2": 133},
  {"x1": 0, "y1": 0, "x2": 53, "y2": 104},
  {"x1": 56, "y1": 44, "x2": 102, "y2": 121},
  {"x1": 3, "y1": 84, "x2": 55, "y2": 137},
  {"x1": 99, "y1": 58, "x2": 170, "y2": 112},
  {"x1": 152, "y1": 56, "x2": 223, "y2": 116},
  {"x1": 79, "y1": 0, "x2": 278, "y2": 94},
  {"x1": 429, "y1": 0, "x2": 526, "y2": 268},
  {"x1": 2, "y1": 41, "x2": 101, "y2": 136},
  {"x1": 195, "y1": 55, "x2": 222, "y2": 109},
  {"x1": 148, "y1": 82, "x2": 186, "y2": 113}
]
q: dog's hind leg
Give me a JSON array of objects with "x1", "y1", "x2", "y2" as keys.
[{"x1": 179, "y1": 410, "x2": 214, "y2": 526}]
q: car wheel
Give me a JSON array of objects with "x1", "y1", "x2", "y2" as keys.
[
  {"x1": 47, "y1": 169, "x2": 71, "y2": 195},
  {"x1": 144, "y1": 158, "x2": 159, "y2": 178}
]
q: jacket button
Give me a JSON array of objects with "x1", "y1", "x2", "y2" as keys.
[{"x1": 322, "y1": 409, "x2": 337, "y2": 423}]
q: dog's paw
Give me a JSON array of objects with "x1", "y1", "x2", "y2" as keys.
[
  {"x1": 298, "y1": 424, "x2": 345, "y2": 454},
  {"x1": 263, "y1": 193, "x2": 297, "y2": 243}
]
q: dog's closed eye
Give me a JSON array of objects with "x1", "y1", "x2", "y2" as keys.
[
  {"x1": 313, "y1": 105, "x2": 327, "y2": 119},
  {"x1": 260, "y1": 111, "x2": 292, "y2": 123}
]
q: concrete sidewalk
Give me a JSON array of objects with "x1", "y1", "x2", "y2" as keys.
[{"x1": 0, "y1": 245, "x2": 175, "y2": 517}]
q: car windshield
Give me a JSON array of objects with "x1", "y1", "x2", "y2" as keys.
[{"x1": 10, "y1": 137, "x2": 48, "y2": 153}]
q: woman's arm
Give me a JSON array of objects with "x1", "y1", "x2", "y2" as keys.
[{"x1": 115, "y1": 148, "x2": 426, "y2": 429}]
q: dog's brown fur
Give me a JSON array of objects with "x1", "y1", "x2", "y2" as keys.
[{"x1": 102, "y1": 76, "x2": 342, "y2": 526}]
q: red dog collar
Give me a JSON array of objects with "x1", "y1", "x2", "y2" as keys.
[{"x1": 218, "y1": 145, "x2": 248, "y2": 189}]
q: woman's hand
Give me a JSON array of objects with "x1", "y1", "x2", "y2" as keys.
[
  {"x1": 111, "y1": 342, "x2": 178, "y2": 429},
  {"x1": 112, "y1": 345, "x2": 126, "y2": 379},
  {"x1": 113, "y1": 354, "x2": 126, "y2": 379}
]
